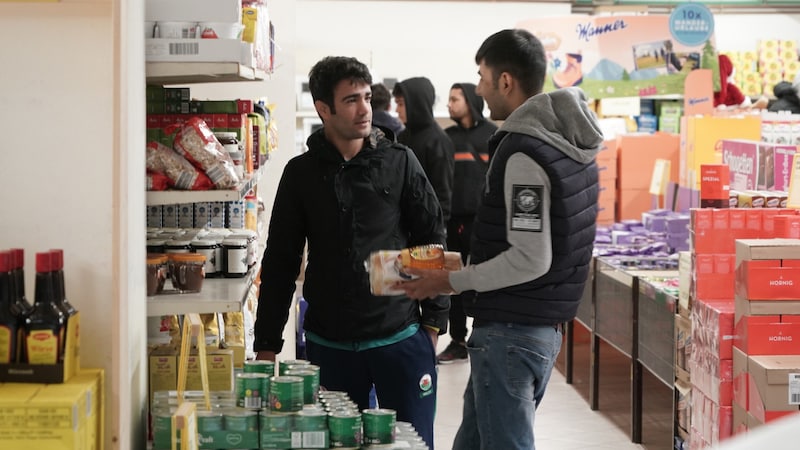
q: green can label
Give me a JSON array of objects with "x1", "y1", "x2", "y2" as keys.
[
  {"x1": 196, "y1": 410, "x2": 224, "y2": 432},
  {"x1": 243, "y1": 359, "x2": 275, "y2": 376},
  {"x1": 235, "y1": 372, "x2": 268, "y2": 409},
  {"x1": 259, "y1": 411, "x2": 293, "y2": 432},
  {"x1": 268, "y1": 375, "x2": 304, "y2": 413},
  {"x1": 223, "y1": 408, "x2": 259, "y2": 431},
  {"x1": 294, "y1": 408, "x2": 328, "y2": 431},
  {"x1": 362, "y1": 408, "x2": 396, "y2": 445},
  {"x1": 284, "y1": 368, "x2": 320, "y2": 405},
  {"x1": 278, "y1": 358, "x2": 310, "y2": 375},
  {"x1": 329, "y1": 411, "x2": 362, "y2": 448}
]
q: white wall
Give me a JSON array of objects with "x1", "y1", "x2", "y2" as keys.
[{"x1": 296, "y1": 1, "x2": 800, "y2": 116}]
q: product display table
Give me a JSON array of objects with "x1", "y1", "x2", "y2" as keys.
[{"x1": 574, "y1": 256, "x2": 677, "y2": 443}]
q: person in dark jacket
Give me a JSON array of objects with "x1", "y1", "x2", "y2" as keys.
[
  {"x1": 768, "y1": 77, "x2": 800, "y2": 114},
  {"x1": 254, "y1": 56, "x2": 448, "y2": 450},
  {"x1": 393, "y1": 77, "x2": 455, "y2": 222},
  {"x1": 370, "y1": 82, "x2": 404, "y2": 136},
  {"x1": 395, "y1": 29, "x2": 603, "y2": 450},
  {"x1": 436, "y1": 82, "x2": 497, "y2": 364}
]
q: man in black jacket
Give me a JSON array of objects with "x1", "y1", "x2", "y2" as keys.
[
  {"x1": 254, "y1": 56, "x2": 448, "y2": 450},
  {"x1": 393, "y1": 77, "x2": 455, "y2": 222},
  {"x1": 437, "y1": 82, "x2": 497, "y2": 364},
  {"x1": 396, "y1": 29, "x2": 602, "y2": 450}
]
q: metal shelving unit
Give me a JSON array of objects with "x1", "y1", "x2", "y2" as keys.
[
  {"x1": 145, "y1": 62, "x2": 267, "y2": 85},
  {"x1": 145, "y1": 164, "x2": 266, "y2": 206}
]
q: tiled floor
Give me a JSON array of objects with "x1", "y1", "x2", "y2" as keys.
[{"x1": 433, "y1": 333, "x2": 646, "y2": 450}]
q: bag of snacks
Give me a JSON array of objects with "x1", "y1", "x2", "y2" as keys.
[
  {"x1": 146, "y1": 141, "x2": 213, "y2": 190},
  {"x1": 171, "y1": 117, "x2": 240, "y2": 189},
  {"x1": 366, "y1": 245, "x2": 463, "y2": 296}
]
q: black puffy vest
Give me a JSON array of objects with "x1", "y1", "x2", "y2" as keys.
[{"x1": 465, "y1": 132, "x2": 598, "y2": 325}]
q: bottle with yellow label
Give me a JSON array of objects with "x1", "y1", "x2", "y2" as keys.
[{"x1": 22, "y1": 252, "x2": 65, "y2": 365}]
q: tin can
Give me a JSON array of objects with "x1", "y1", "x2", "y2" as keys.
[
  {"x1": 260, "y1": 410, "x2": 293, "y2": 432},
  {"x1": 278, "y1": 358, "x2": 310, "y2": 375},
  {"x1": 328, "y1": 410, "x2": 362, "y2": 449},
  {"x1": 362, "y1": 408, "x2": 396, "y2": 446},
  {"x1": 223, "y1": 408, "x2": 259, "y2": 431},
  {"x1": 244, "y1": 359, "x2": 275, "y2": 376},
  {"x1": 196, "y1": 410, "x2": 224, "y2": 432},
  {"x1": 294, "y1": 408, "x2": 328, "y2": 431},
  {"x1": 284, "y1": 368, "x2": 320, "y2": 405},
  {"x1": 268, "y1": 375, "x2": 304, "y2": 413},
  {"x1": 235, "y1": 372, "x2": 269, "y2": 409}
]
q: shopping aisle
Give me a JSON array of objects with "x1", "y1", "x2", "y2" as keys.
[{"x1": 433, "y1": 334, "x2": 645, "y2": 450}]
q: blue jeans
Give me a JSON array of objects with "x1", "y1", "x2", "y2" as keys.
[{"x1": 452, "y1": 322, "x2": 562, "y2": 450}]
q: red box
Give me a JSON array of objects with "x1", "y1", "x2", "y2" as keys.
[
  {"x1": 774, "y1": 215, "x2": 800, "y2": 239},
  {"x1": 700, "y1": 164, "x2": 730, "y2": 207},
  {"x1": 228, "y1": 113, "x2": 245, "y2": 129},
  {"x1": 734, "y1": 315, "x2": 800, "y2": 355},
  {"x1": 733, "y1": 347, "x2": 748, "y2": 409},
  {"x1": 746, "y1": 354, "x2": 800, "y2": 423},
  {"x1": 736, "y1": 259, "x2": 800, "y2": 300},
  {"x1": 693, "y1": 254, "x2": 736, "y2": 300},
  {"x1": 744, "y1": 210, "x2": 763, "y2": 239},
  {"x1": 212, "y1": 114, "x2": 229, "y2": 129}
]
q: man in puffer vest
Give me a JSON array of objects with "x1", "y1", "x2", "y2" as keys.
[{"x1": 395, "y1": 29, "x2": 603, "y2": 450}]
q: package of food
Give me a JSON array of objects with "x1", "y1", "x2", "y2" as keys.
[
  {"x1": 146, "y1": 141, "x2": 214, "y2": 190},
  {"x1": 171, "y1": 117, "x2": 240, "y2": 189},
  {"x1": 146, "y1": 171, "x2": 171, "y2": 191},
  {"x1": 366, "y1": 245, "x2": 463, "y2": 296}
]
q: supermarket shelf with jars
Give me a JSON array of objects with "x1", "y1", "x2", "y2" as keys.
[
  {"x1": 145, "y1": 62, "x2": 268, "y2": 85},
  {"x1": 146, "y1": 163, "x2": 266, "y2": 206},
  {"x1": 146, "y1": 262, "x2": 259, "y2": 317}
]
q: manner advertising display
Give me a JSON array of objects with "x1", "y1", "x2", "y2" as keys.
[{"x1": 517, "y1": 12, "x2": 719, "y2": 99}]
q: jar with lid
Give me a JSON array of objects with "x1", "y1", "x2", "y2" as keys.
[
  {"x1": 229, "y1": 231, "x2": 257, "y2": 268},
  {"x1": 214, "y1": 132, "x2": 240, "y2": 154},
  {"x1": 191, "y1": 239, "x2": 218, "y2": 278},
  {"x1": 222, "y1": 238, "x2": 249, "y2": 278},
  {"x1": 147, "y1": 238, "x2": 168, "y2": 255},
  {"x1": 206, "y1": 234, "x2": 226, "y2": 278},
  {"x1": 146, "y1": 254, "x2": 168, "y2": 296},
  {"x1": 164, "y1": 239, "x2": 192, "y2": 254},
  {"x1": 159, "y1": 228, "x2": 186, "y2": 240},
  {"x1": 167, "y1": 253, "x2": 206, "y2": 292}
]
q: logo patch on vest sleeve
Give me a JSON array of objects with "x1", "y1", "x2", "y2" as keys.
[{"x1": 511, "y1": 185, "x2": 543, "y2": 232}]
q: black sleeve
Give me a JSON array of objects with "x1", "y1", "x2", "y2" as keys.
[
  {"x1": 253, "y1": 162, "x2": 306, "y2": 353},
  {"x1": 426, "y1": 135, "x2": 455, "y2": 223}
]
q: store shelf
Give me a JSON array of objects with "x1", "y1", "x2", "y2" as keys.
[
  {"x1": 146, "y1": 263, "x2": 259, "y2": 317},
  {"x1": 145, "y1": 62, "x2": 268, "y2": 85},
  {"x1": 146, "y1": 165, "x2": 265, "y2": 206}
]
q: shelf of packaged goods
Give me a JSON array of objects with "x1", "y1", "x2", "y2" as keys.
[
  {"x1": 146, "y1": 165, "x2": 264, "y2": 206},
  {"x1": 147, "y1": 261, "x2": 259, "y2": 317},
  {"x1": 145, "y1": 62, "x2": 268, "y2": 85}
]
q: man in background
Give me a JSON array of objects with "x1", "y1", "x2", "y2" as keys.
[
  {"x1": 393, "y1": 77, "x2": 455, "y2": 223},
  {"x1": 395, "y1": 29, "x2": 603, "y2": 450},
  {"x1": 436, "y1": 83, "x2": 497, "y2": 364},
  {"x1": 370, "y1": 82, "x2": 404, "y2": 136}
]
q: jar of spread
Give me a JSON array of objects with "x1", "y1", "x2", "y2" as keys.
[
  {"x1": 147, "y1": 238, "x2": 168, "y2": 255},
  {"x1": 222, "y1": 238, "x2": 248, "y2": 278},
  {"x1": 206, "y1": 233, "x2": 226, "y2": 278},
  {"x1": 164, "y1": 239, "x2": 192, "y2": 254},
  {"x1": 214, "y1": 132, "x2": 240, "y2": 154},
  {"x1": 168, "y1": 253, "x2": 206, "y2": 292},
  {"x1": 146, "y1": 254, "x2": 168, "y2": 296},
  {"x1": 191, "y1": 239, "x2": 218, "y2": 278},
  {"x1": 229, "y1": 231, "x2": 258, "y2": 268}
]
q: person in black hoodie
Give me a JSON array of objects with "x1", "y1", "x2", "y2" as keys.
[
  {"x1": 254, "y1": 56, "x2": 447, "y2": 450},
  {"x1": 370, "y1": 82, "x2": 404, "y2": 136},
  {"x1": 768, "y1": 77, "x2": 800, "y2": 114},
  {"x1": 436, "y1": 83, "x2": 497, "y2": 364},
  {"x1": 393, "y1": 77, "x2": 455, "y2": 222}
]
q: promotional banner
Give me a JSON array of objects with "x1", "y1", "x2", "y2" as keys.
[{"x1": 517, "y1": 11, "x2": 718, "y2": 99}]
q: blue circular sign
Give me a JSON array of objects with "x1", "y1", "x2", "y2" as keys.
[{"x1": 669, "y1": 3, "x2": 714, "y2": 47}]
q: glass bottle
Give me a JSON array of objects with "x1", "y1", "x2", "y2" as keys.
[
  {"x1": 22, "y1": 252, "x2": 65, "y2": 365},
  {"x1": 49, "y1": 249, "x2": 77, "y2": 317},
  {"x1": 9, "y1": 248, "x2": 32, "y2": 317},
  {"x1": 0, "y1": 251, "x2": 19, "y2": 363}
]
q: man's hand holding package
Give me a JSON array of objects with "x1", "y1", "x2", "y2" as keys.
[{"x1": 394, "y1": 267, "x2": 454, "y2": 300}]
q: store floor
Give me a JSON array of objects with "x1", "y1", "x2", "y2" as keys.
[{"x1": 433, "y1": 321, "x2": 672, "y2": 450}]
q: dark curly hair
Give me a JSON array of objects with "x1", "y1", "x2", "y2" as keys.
[
  {"x1": 308, "y1": 56, "x2": 373, "y2": 114},
  {"x1": 475, "y1": 29, "x2": 546, "y2": 97}
]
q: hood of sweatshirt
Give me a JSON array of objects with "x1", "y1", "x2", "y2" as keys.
[
  {"x1": 500, "y1": 87, "x2": 603, "y2": 164},
  {"x1": 396, "y1": 77, "x2": 437, "y2": 130},
  {"x1": 452, "y1": 82, "x2": 486, "y2": 127}
]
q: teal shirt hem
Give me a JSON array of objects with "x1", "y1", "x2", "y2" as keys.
[{"x1": 305, "y1": 324, "x2": 419, "y2": 352}]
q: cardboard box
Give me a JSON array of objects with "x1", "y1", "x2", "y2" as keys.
[
  {"x1": 145, "y1": 39, "x2": 254, "y2": 65},
  {"x1": 617, "y1": 132, "x2": 680, "y2": 190},
  {"x1": 735, "y1": 239, "x2": 800, "y2": 266},
  {"x1": 746, "y1": 354, "x2": 800, "y2": 423},
  {"x1": 185, "y1": 349, "x2": 234, "y2": 392},
  {"x1": 149, "y1": 345, "x2": 178, "y2": 404},
  {"x1": 700, "y1": 164, "x2": 730, "y2": 208},
  {"x1": 145, "y1": 0, "x2": 242, "y2": 22},
  {"x1": 733, "y1": 347, "x2": 749, "y2": 410},
  {"x1": 736, "y1": 259, "x2": 800, "y2": 300},
  {"x1": 0, "y1": 312, "x2": 81, "y2": 384},
  {"x1": 734, "y1": 315, "x2": 800, "y2": 356}
]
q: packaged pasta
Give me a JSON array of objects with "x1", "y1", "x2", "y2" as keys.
[{"x1": 171, "y1": 117, "x2": 240, "y2": 189}]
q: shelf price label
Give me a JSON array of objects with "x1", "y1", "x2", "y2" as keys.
[{"x1": 669, "y1": 3, "x2": 715, "y2": 47}]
